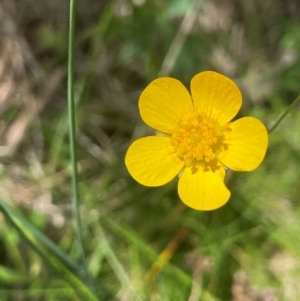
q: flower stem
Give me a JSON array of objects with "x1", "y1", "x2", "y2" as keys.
[
  {"x1": 269, "y1": 93, "x2": 300, "y2": 133},
  {"x1": 68, "y1": 0, "x2": 87, "y2": 277}
]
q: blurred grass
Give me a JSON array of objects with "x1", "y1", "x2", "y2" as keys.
[{"x1": 0, "y1": 0, "x2": 300, "y2": 300}]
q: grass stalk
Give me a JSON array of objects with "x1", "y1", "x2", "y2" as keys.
[
  {"x1": 269, "y1": 93, "x2": 300, "y2": 133},
  {"x1": 67, "y1": 0, "x2": 87, "y2": 277}
]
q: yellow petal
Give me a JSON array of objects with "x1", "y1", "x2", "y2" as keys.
[
  {"x1": 218, "y1": 117, "x2": 268, "y2": 171},
  {"x1": 178, "y1": 167, "x2": 230, "y2": 210},
  {"x1": 190, "y1": 71, "x2": 242, "y2": 125},
  {"x1": 125, "y1": 136, "x2": 184, "y2": 186},
  {"x1": 139, "y1": 77, "x2": 193, "y2": 134}
]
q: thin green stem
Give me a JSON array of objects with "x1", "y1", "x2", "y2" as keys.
[
  {"x1": 68, "y1": 0, "x2": 86, "y2": 276},
  {"x1": 269, "y1": 93, "x2": 300, "y2": 133}
]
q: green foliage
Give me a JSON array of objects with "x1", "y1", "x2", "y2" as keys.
[{"x1": 1, "y1": 0, "x2": 300, "y2": 300}]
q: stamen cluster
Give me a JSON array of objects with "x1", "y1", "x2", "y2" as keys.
[{"x1": 170, "y1": 110, "x2": 230, "y2": 173}]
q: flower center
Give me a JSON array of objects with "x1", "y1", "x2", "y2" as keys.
[{"x1": 170, "y1": 109, "x2": 231, "y2": 173}]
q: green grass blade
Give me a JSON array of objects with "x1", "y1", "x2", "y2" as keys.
[
  {"x1": 67, "y1": 0, "x2": 87, "y2": 274},
  {"x1": 0, "y1": 200, "x2": 81, "y2": 274},
  {"x1": 269, "y1": 93, "x2": 300, "y2": 133},
  {"x1": 102, "y1": 215, "x2": 193, "y2": 287},
  {"x1": 0, "y1": 200, "x2": 114, "y2": 300}
]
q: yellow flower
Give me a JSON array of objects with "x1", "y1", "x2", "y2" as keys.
[{"x1": 125, "y1": 71, "x2": 268, "y2": 210}]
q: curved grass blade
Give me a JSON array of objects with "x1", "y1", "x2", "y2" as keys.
[{"x1": 0, "y1": 200, "x2": 114, "y2": 300}]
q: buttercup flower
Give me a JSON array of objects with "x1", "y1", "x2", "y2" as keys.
[{"x1": 125, "y1": 71, "x2": 268, "y2": 210}]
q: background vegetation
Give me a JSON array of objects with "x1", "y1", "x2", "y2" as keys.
[{"x1": 0, "y1": 0, "x2": 300, "y2": 300}]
